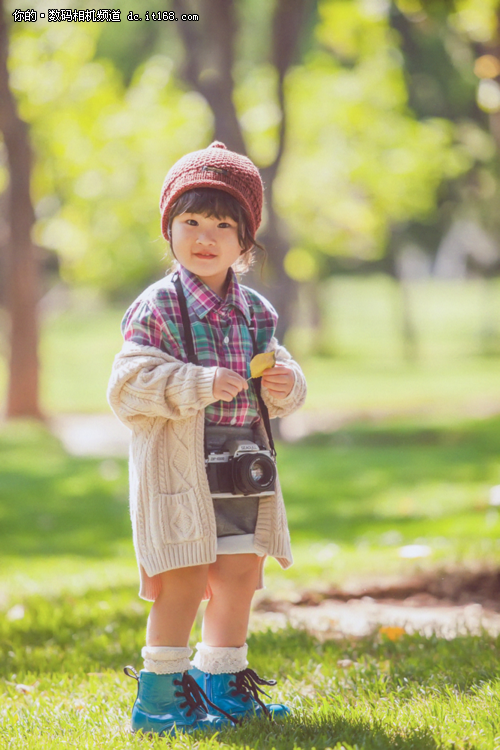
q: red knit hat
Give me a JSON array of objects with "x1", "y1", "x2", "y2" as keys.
[{"x1": 159, "y1": 141, "x2": 263, "y2": 240}]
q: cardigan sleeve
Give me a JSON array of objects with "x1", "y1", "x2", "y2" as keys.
[
  {"x1": 260, "y1": 337, "x2": 307, "y2": 419},
  {"x1": 107, "y1": 342, "x2": 218, "y2": 426}
]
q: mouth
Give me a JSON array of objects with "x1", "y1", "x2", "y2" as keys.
[{"x1": 194, "y1": 253, "x2": 217, "y2": 259}]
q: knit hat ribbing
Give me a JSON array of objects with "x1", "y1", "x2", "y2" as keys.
[{"x1": 159, "y1": 142, "x2": 263, "y2": 240}]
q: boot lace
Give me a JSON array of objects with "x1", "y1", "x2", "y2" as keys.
[
  {"x1": 173, "y1": 672, "x2": 240, "y2": 725},
  {"x1": 229, "y1": 668, "x2": 277, "y2": 718}
]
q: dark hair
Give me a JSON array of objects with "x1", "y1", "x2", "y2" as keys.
[{"x1": 165, "y1": 188, "x2": 265, "y2": 275}]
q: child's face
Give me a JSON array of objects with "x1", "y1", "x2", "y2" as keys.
[{"x1": 170, "y1": 212, "x2": 243, "y2": 295}]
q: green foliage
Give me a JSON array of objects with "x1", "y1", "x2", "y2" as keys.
[
  {"x1": 0, "y1": 0, "x2": 500, "y2": 297},
  {"x1": 3, "y1": 0, "x2": 499, "y2": 296},
  {"x1": 234, "y1": 63, "x2": 282, "y2": 167},
  {"x1": 449, "y1": 0, "x2": 500, "y2": 44},
  {"x1": 275, "y1": 2, "x2": 472, "y2": 265},
  {"x1": 7, "y1": 22, "x2": 211, "y2": 296}
]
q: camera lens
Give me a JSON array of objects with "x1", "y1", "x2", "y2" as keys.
[
  {"x1": 250, "y1": 461, "x2": 265, "y2": 483},
  {"x1": 232, "y1": 453, "x2": 276, "y2": 495}
]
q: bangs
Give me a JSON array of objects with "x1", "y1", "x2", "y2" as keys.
[
  {"x1": 166, "y1": 186, "x2": 265, "y2": 272},
  {"x1": 171, "y1": 188, "x2": 243, "y2": 223}
]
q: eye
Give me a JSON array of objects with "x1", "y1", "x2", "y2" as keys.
[
  {"x1": 186, "y1": 219, "x2": 199, "y2": 226},
  {"x1": 218, "y1": 221, "x2": 235, "y2": 229}
]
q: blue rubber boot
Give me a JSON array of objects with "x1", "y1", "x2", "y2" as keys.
[
  {"x1": 190, "y1": 667, "x2": 291, "y2": 721},
  {"x1": 124, "y1": 666, "x2": 236, "y2": 735}
]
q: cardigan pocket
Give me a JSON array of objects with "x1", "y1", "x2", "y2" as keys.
[{"x1": 152, "y1": 489, "x2": 204, "y2": 546}]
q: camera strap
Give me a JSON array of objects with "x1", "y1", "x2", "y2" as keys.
[
  {"x1": 173, "y1": 272, "x2": 198, "y2": 366},
  {"x1": 246, "y1": 312, "x2": 276, "y2": 458},
  {"x1": 172, "y1": 272, "x2": 276, "y2": 457}
]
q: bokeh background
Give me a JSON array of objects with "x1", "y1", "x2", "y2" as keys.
[
  {"x1": 4, "y1": 2, "x2": 500, "y2": 747},
  {"x1": 3, "y1": 0, "x2": 500, "y2": 418}
]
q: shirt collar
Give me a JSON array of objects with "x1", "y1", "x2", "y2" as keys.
[{"x1": 179, "y1": 266, "x2": 252, "y2": 324}]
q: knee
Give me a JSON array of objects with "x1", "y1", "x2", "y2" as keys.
[
  {"x1": 210, "y1": 557, "x2": 260, "y2": 593},
  {"x1": 156, "y1": 564, "x2": 209, "y2": 599}
]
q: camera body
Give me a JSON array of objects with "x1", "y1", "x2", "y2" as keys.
[{"x1": 205, "y1": 425, "x2": 277, "y2": 498}]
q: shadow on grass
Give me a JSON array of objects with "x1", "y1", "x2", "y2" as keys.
[
  {"x1": 280, "y1": 415, "x2": 500, "y2": 543},
  {"x1": 219, "y1": 714, "x2": 439, "y2": 750},
  {"x1": 0, "y1": 420, "x2": 131, "y2": 557}
]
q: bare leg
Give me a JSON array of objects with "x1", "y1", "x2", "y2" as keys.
[
  {"x1": 146, "y1": 564, "x2": 209, "y2": 646},
  {"x1": 202, "y1": 554, "x2": 261, "y2": 647}
]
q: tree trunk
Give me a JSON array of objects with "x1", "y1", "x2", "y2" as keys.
[
  {"x1": 172, "y1": 0, "x2": 246, "y2": 153},
  {"x1": 251, "y1": 183, "x2": 297, "y2": 342},
  {"x1": 0, "y1": 0, "x2": 43, "y2": 419},
  {"x1": 387, "y1": 228, "x2": 419, "y2": 363},
  {"x1": 395, "y1": 278, "x2": 418, "y2": 364}
]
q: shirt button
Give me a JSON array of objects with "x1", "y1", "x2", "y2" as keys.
[{"x1": 224, "y1": 336, "x2": 229, "y2": 344}]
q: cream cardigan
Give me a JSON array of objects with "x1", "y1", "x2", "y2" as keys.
[{"x1": 107, "y1": 338, "x2": 307, "y2": 601}]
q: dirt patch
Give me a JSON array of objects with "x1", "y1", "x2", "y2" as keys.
[
  {"x1": 292, "y1": 568, "x2": 500, "y2": 612},
  {"x1": 252, "y1": 568, "x2": 500, "y2": 639}
]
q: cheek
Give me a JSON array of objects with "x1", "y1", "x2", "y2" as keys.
[{"x1": 171, "y1": 225, "x2": 189, "y2": 246}]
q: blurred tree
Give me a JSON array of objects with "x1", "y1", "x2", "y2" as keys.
[
  {"x1": 0, "y1": 0, "x2": 42, "y2": 419},
  {"x1": 277, "y1": 0, "x2": 471, "y2": 268},
  {"x1": 8, "y1": 22, "x2": 211, "y2": 299},
  {"x1": 388, "y1": 0, "x2": 500, "y2": 356},
  {"x1": 272, "y1": 0, "x2": 473, "y2": 357},
  {"x1": 386, "y1": 0, "x2": 500, "y2": 254}
]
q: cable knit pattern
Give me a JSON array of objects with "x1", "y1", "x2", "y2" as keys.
[
  {"x1": 107, "y1": 340, "x2": 306, "y2": 601},
  {"x1": 192, "y1": 643, "x2": 248, "y2": 675},
  {"x1": 142, "y1": 646, "x2": 192, "y2": 674}
]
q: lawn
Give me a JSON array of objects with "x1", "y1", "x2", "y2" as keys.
[
  {"x1": 2, "y1": 276, "x2": 500, "y2": 747},
  {"x1": 2, "y1": 416, "x2": 500, "y2": 747},
  {"x1": 3, "y1": 610, "x2": 500, "y2": 749}
]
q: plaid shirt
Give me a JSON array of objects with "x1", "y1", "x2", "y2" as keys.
[{"x1": 121, "y1": 266, "x2": 278, "y2": 427}]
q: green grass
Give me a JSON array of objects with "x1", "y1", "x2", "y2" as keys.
[
  {"x1": 2, "y1": 417, "x2": 500, "y2": 746},
  {"x1": 314, "y1": 276, "x2": 500, "y2": 362},
  {"x1": 2, "y1": 599, "x2": 500, "y2": 748}
]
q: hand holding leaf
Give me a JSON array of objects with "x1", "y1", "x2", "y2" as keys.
[{"x1": 249, "y1": 351, "x2": 276, "y2": 379}]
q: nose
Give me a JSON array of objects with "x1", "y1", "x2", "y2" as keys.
[{"x1": 196, "y1": 229, "x2": 216, "y2": 246}]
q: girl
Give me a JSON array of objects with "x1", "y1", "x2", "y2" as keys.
[{"x1": 107, "y1": 141, "x2": 307, "y2": 735}]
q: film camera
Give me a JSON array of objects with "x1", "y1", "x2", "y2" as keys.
[{"x1": 205, "y1": 425, "x2": 277, "y2": 498}]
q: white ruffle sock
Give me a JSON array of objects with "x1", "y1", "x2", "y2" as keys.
[
  {"x1": 192, "y1": 642, "x2": 249, "y2": 674},
  {"x1": 141, "y1": 646, "x2": 192, "y2": 674}
]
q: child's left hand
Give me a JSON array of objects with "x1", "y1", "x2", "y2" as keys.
[{"x1": 261, "y1": 363, "x2": 295, "y2": 399}]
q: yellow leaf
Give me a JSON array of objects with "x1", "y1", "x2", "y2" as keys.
[
  {"x1": 250, "y1": 351, "x2": 276, "y2": 378},
  {"x1": 379, "y1": 626, "x2": 406, "y2": 641}
]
